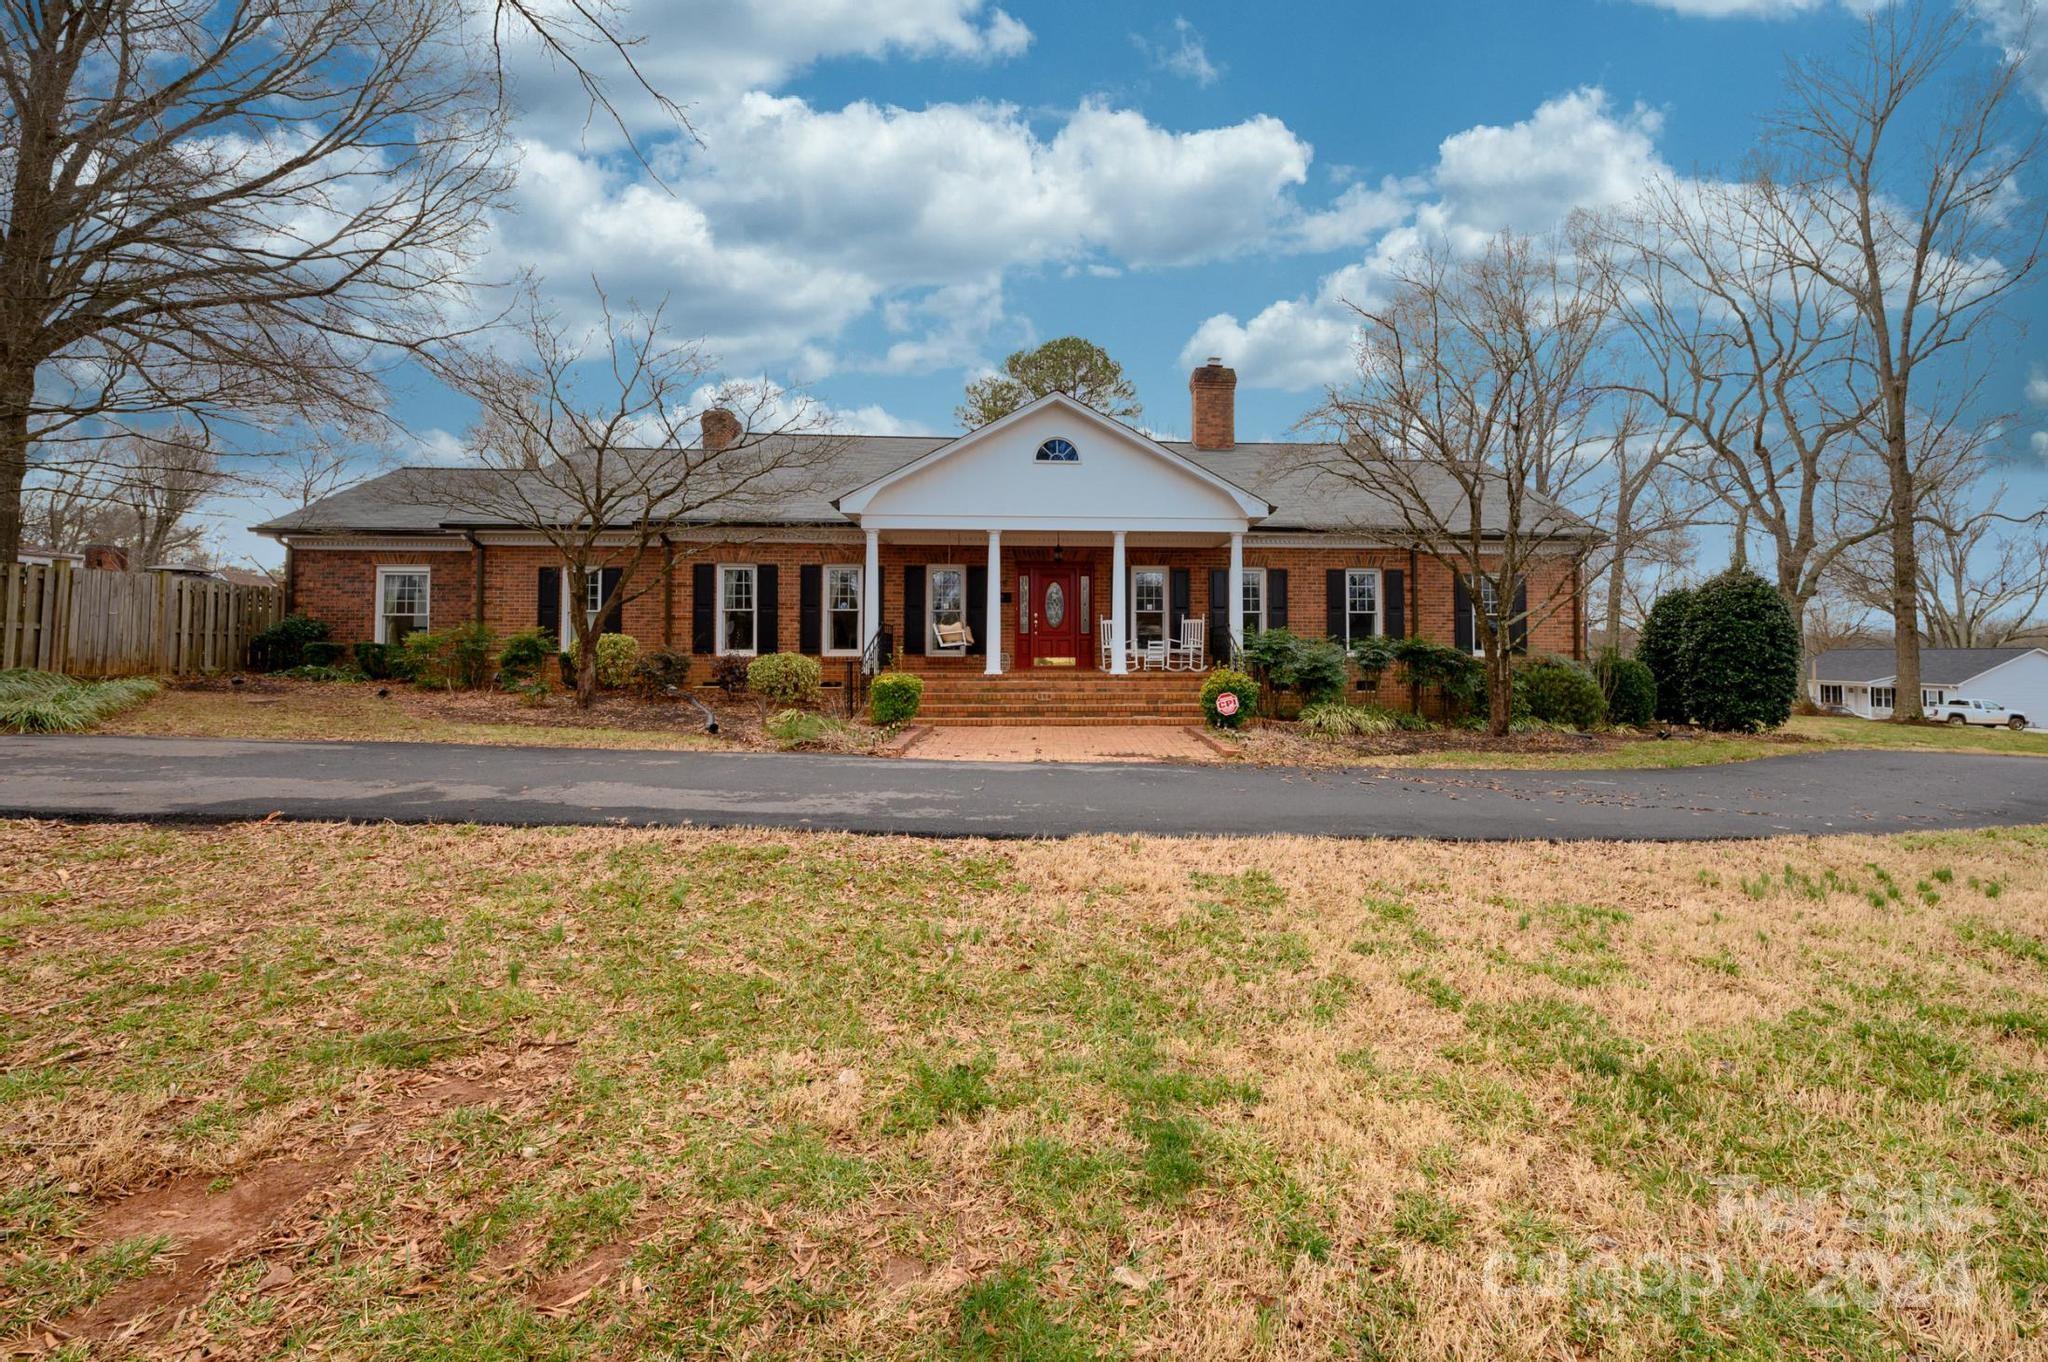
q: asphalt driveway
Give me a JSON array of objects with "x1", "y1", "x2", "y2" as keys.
[{"x1": 3, "y1": 735, "x2": 2046, "y2": 839}]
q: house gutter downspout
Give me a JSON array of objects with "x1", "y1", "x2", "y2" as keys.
[{"x1": 463, "y1": 532, "x2": 485, "y2": 624}]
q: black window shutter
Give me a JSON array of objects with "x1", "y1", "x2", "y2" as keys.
[
  {"x1": 537, "y1": 566, "x2": 560, "y2": 635},
  {"x1": 1511, "y1": 579, "x2": 1529, "y2": 654},
  {"x1": 1326, "y1": 569, "x2": 1347, "y2": 641},
  {"x1": 691, "y1": 563, "x2": 714, "y2": 653},
  {"x1": 1454, "y1": 576, "x2": 1474, "y2": 652},
  {"x1": 965, "y1": 565, "x2": 987, "y2": 656},
  {"x1": 599, "y1": 567, "x2": 623, "y2": 634},
  {"x1": 903, "y1": 566, "x2": 926, "y2": 655},
  {"x1": 756, "y1": 564, "x2": 779, "y2": 653},
  {"x1": 1170, "y1": 569, "x2": 1190, "y2": 632},
  {"x1": 1207, "y1": 568, "x2": 1229, "y2": 645},
  {"x1": 1384, "y1": 569, "x2": 1405, "y2": 637},
  {"x1": 1267, "y1": 568, "x2": 1288, "y2": 630},
  {"x1": 798, "y1": 565, "x2": 822, "y2": 654}
]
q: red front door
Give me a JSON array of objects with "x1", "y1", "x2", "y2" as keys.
[{"x1": 1020, "y1": 564, "x2": 1084, "y2": 667}]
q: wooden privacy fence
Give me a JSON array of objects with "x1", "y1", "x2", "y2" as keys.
[{"x1": 1, "y1": 563, "x2": 282, "y2": 677}]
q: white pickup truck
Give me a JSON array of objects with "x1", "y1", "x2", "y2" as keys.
[{"x1": 1931, "y1": 697, "x2": 2031, "y2": 731}]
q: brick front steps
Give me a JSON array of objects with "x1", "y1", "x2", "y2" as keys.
[{"x1": 908, "y1": 668, "x2": 1207, "y2": 726}]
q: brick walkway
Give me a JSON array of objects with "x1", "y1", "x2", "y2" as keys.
[{"x1": 905, "y1": 725, "x2": 1223, "y2": 764}]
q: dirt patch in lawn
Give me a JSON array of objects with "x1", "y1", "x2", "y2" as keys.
[
  {"x1": 43, "y1": 1049, "x2": 574, "y2": 1349},
  {"x1": 106, "y1": 675, "x2": 889, "y2": 755}
]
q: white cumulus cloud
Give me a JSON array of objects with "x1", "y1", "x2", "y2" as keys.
[{"x1": 1183, "y1": 88, "x2": 1672, "y2": 390}]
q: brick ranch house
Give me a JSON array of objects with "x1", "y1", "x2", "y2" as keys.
[{"x1": 258, "y1": 361, "x2": 1592, "y2": 724}]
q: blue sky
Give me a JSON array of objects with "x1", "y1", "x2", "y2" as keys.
[{"x1": 226, "y1": 0, "x2": 2048, "y2": 567}]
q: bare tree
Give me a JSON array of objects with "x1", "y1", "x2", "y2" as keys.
[
  {"x1": 1314, "y1": 232, "x2": 1609, "y2": 735},
  {"x1": 420, "y1": 285, "x2": 838, "y2": 706},
  {"x1": 1762, "y1": 1, "x2": 2044, "y2": 717},
  {"x1": 22, "y1": 422, "x2": 221, "y2": 562},
  {"x1": 0, "y1": 0, "x2": 696, "y2": 567},
  {"x1": 1834, "y1": 443, "x2": 2048, "y2": 648},
  {"x1": 1586, "y1": 394, "x2": 1710, "y2": 648},
  {"x1": 1595, "y1": 177, "x2": 1887, "y2": 630}
]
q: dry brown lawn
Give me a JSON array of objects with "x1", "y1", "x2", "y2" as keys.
[{"x1": 3, "y1": 820, "x2": 2045, "y2": 1359}]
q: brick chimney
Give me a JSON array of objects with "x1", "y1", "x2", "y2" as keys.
[
  {"x1": 700, "y1": 407, "x2": 742, "y2": 452},
  {"x1": 1189, "y1": 357, "x2": 1236, "y2": 450},
  {"x1": 83, "y1": 543, "x2": 128, "y2": 572}
]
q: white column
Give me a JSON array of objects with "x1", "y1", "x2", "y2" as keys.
[
  {"x1": 862, "y1": 528, "x2": 880, "y2": 660},
  {"x1": 983, "y1": 530, "x2": 1003, "y2": 675},
  {"x1": 1110, "y1": 530, "x2": 1129, "y2": 675},
  {"x1": 1227, "y1": 532, "x2": 1245, "y2": 660}
]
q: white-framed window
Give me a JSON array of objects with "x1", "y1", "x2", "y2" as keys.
[
  {"x1": 1344, "y1": 568, "x2": 1379, "y2": 643},
  {"x1": 558, "y1": 567, "x2": 608, "y2": 643},
  {"x1": 1819, "y1": 683, "x2": 1844, "y2": 706},
  {"x1": 823, "y1": 564, "x2": 863, "y2": 655},
  {"x1": 1470, "y1": 577, "x2": 1501, "y2": 655},
  {"x1": 375, "y1": 567, "x2": 429, "y2": 644},
  {"x1": 1922, "y1": 688, "x2": 1945, "y2": 707},
  {"x1": 928, "y1": 565, "x2": 967, "y2": 651},
  {"x1": 1035, "y1": 437, "x2": 1079, "y2": 463},
  {"x1": 1241, "y1": 567, "x2": 1267, "y2": 632},
  {"x1": 1872, "y1": 685, "x2": 1896, "y2": 711},
  {"x1": 1131, "y1": 566, "x2": 1168, "y2": 647},
  {"x1": 718, "y1": 564, "x2": 757, "y2": 655}
]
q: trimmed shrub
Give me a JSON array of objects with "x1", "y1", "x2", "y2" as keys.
[
  {"x1": 1391, "y1": 637, "x2": 1486, "y2": 720},
  {"x1": 301, "y1": 640, "x2": 347, "y2": 668},
  {"x1": 1242, "y1": 629, "x2": 1349, "y2": 706},
  {"x1": 710, "y1": 655, "x2": 750, "y2": 692},
  {"x1": 1516, "y1": 656, "x2": 1607, "y2": 730},
  {"x1": 869, "y1": 671, "x2": 924, "y2": 725},
  {"x1": 765, "y1": 708, "x2": 849, "y2": 748},
  {"x1": 1680, "y1": 569, "x2": 1800, "y2": 732},
  {"x1": 249, "y1": 613, "x2": 328, "y2": 672},
  {"x1": 353, "y1": 641, "x2": 400, "y2": 680},
  {"x1": 402, "y1": 622, "x2": 495, "y2": 690},
  {"x1": 595, "y1": 633, "x2": 639, "y2": 688},
  {"x1": 1349, "y1": 635, "x2": 1398, "y2": 692},
  {"x1": 1637, "y1": 589, "x2": 1694, "y2": 723},
  {"x1": 631, "y1": 648, "x2": 692, "y2": 697},
  {"x1": 1201, "y1": 667, "x2": 1259, "y2": 729},
  {"x1": 748, "y1": 653, "x2": 821, "y2": 705},
  {"x1": 495, "y1": 628, "x2": 555, "y2": 689},
  {"x1": 1595, "y1": 651, "x2": 1657, "y2": 728}
]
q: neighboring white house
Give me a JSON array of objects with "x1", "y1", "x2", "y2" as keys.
[{"x1": 1809, "y1": 647, "x2": 2048, "y2": 726}]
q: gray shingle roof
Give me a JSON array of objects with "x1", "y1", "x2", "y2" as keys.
[
  {"x1": 1811, "y1": 647, "x2": 2040, "y2": 686},
  {"x1": 256, "y1": 433, "x2": 1591, "y2": 538}
]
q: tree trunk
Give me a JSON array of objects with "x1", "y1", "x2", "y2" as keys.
[
  {"x1": 576, "y1": 635, "x2": 599, "y2": 708},
  {"x1": 0, "y1": 367, "x2": 31, "y2": 567},
  {"x1": 1487, "y1": 646, "x2": 1514, "y2": 738},
  {"x1": 1604, "y1": 552, "x2": 1627, "y2": 652},
  {"x1": 1887, "y1": 459, "x2": 1922, "y2": 721}
]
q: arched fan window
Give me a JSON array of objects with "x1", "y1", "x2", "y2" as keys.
[{"x1": 1035, "y1": 437, "x2": 1079, "y2": 463}]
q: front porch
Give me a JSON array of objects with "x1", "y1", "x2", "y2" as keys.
[{"x1": 858, "y1": 530, "x2": 1251, "y2": 681}]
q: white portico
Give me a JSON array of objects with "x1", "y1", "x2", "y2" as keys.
[{"x1": 834, "y1": 393, "x2": 1271, "y2": 674}]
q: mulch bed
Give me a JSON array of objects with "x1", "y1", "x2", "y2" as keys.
[
  {"x1": 171, "y1": 675, "x2": 884, "y2": 752},
  {"x1": 1228, "y1": 720, "x2": 1816, "y2": 765}
]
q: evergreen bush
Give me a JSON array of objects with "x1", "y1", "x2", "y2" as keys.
[
  {"x1": 1637, "y1": 589, "x2": 1694, "y2": 723},
  {"x1": 869, "y1": 671, "x2": 924, "y2": 725},
  {"x1": 1680, "y1": 569, "x2": 1800, "y2": 732}
]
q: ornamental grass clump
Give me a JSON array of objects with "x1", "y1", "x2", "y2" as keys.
[{"x1": 0, "y1": 670, "x2": 160, "y2": 733}]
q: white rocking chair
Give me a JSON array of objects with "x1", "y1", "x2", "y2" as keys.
[
  {"x1": 1168, "y1": 617, "x2": 1207, "y2": 671},
  {"x1": 1097, "y1": 617, "x2": 1118, "y2": 671}
]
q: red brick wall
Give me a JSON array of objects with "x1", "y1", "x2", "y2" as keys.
[
  {"x1": 286, "y1": 538, "x2": 1585, "y2": 693},
  {"x1": 288, "y1": 548, "x2": 476, "y2": 646}
]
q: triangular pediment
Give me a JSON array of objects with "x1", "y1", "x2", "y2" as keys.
[{"x1": 836, "y1": 393, "x2": 1270, "y2": 530}]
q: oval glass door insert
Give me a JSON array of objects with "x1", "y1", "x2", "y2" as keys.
[{"x1": 1043, "y1": 581, "x2": 1066, "y2": 628}]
